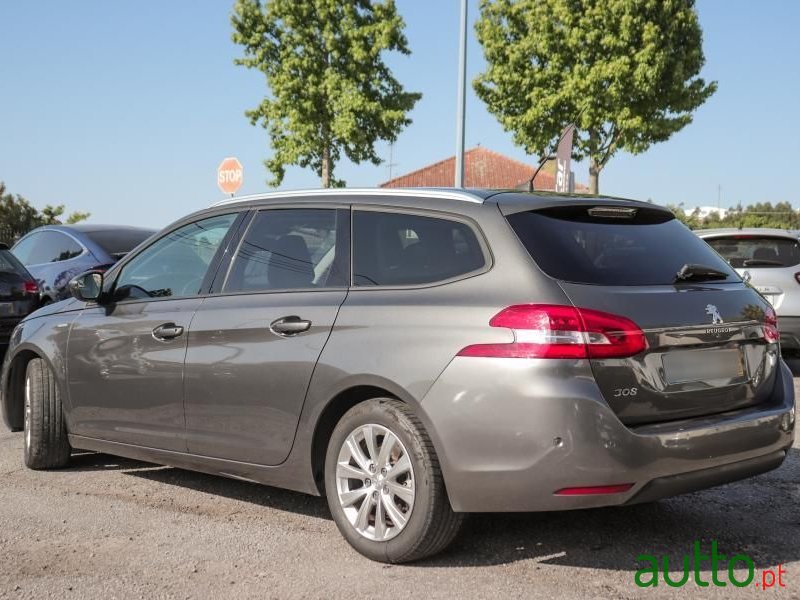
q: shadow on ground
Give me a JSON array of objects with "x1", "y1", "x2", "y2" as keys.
[
  {"x1": 67, "y1": 447, "x2": 799, "y2": 570},
  {"x1": 66, "y1": 451, "x2": 331, "y2": 520}
]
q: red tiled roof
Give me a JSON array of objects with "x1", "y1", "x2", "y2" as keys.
[{"x1": 379, "y1": 147, "x2": 556, "y2": 190}]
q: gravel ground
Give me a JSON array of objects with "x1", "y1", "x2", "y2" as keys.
[{"x1": 0, "y1": 382, "x2": 798, "y2": 599}]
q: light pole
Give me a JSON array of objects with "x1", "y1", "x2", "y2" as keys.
[{"x1": 454, "y1": 0, "x2": 468, "y2": 188}]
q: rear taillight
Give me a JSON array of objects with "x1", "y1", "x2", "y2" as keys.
[
  {"x1": 23, "y1": 281, "x2": 39, "y2": 295},
  {"x1": 764, "y1": 306, "x2": 779, "y2": 343},
  {"x1": 458, "y1": 304, "x2": 647, "y2": 359}
]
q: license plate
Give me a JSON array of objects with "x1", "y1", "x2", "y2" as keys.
[
  {"x1": 0, "y1": 302, "x2": 13, "y2": 316},
  {"x1": 662, "y1": 348, "x2": 746, "y2": 384}
]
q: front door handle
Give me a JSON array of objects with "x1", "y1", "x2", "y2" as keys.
[
  {"x1": 270, "y1": 316, "x2": 312, "y2": 337},
  {"x1": 152, "y1": 323, "x2": 185, "y2": 340}
]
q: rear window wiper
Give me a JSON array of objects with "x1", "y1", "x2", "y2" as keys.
[
  {"x1": 674, "y1": 263, "x2": 730, "y2": 283},
  {"x1": 743, "y1": 258, "x2": 784, "y2": 267}
]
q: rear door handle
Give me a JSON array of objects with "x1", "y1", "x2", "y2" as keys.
[
  {"x1": 152, "y1": 323, "x2": 185, "y2": 340},
  {"x1": 270, "y1": 316, "x2": 312, "y2": 337}
]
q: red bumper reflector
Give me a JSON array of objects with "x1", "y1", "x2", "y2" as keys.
[{"x1": 554, "y1": 483, "x2": 634, "y2": 496}]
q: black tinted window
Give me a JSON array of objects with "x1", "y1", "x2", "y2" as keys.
[
  {"x1": 507, "y1": 207, "x2": 738, "y2": 286},
  {"x1": 85, "y1": 229, "x2": 154, "y2": 260},
  {"x1": 114, "y1": 214, "x2": 236, "y2": 300},
  {"x1": 13, "y1": 231, "x2": 83, "y2": 265},
  {"x1": 706, "y1": 236, "x2": 800, "y2": 268},
  {"x1": 353, "y1": 211, "x2": 485, "y2": 286},
  {"x1": 225, "y1": 209, "x2": 346, "y2": 292}
]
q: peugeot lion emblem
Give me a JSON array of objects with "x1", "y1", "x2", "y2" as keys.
[
  {"x1": 705, "y1": 304, "x2": 723, "y2": 325},
  {"x1": 704, "y1": 304, "x2": 730, "y2": 335}
]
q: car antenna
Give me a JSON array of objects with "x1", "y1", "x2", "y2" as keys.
[{"x1": 527, "y1": 109, "x2": 584, "y2": 192}]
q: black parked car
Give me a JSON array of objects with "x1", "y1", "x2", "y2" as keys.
[
  {"x1": 0, "y1": 243, "x2": 40, "y2": 358},
  {"x1": 12, "y1": 225, "x2": 156, "y2": 303}
]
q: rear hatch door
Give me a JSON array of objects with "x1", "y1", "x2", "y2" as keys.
[{"x1": 505, "y1": 202, "x2": 779, "y2": 425}]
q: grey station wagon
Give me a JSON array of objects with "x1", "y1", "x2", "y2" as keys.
[{"x1": 1, "y1": 189, "x2": 795, "y2": 563}]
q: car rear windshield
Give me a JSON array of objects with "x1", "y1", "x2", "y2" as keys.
[
  {"x1": 0, "y1": 250, "x2": 28, "y2": 276},
  {"x1": 506, "y1": 206, "x2": 738, "y2": 286},
  {"x1": 85, "y1": 229, "x2": 154, "y2": 260},
  {"x1": 705, "y1": 236, "x2": 800, "y2": 268}
]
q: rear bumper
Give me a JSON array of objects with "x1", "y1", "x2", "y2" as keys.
[
  {"x1": 778, "y1": 316, "x2": 800, "y2": 351},
  {"x1": 420, "y1": 356, "x2": 795, "y2": 512}
]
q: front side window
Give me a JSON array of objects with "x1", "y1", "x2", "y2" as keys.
[
  {"x1": 353, "y1": 211, "x2": 486, "y2": 286},
  {"x1": 13, "y1": 231, "x2": 83, "y2": 265},
  {"x1": 224, "y1": 208, "x2": 345, "y2": 293},
  {"x1": 10, "y1": 233, "x2": 41, "y2": 265},
  {"x1": 113, "y1": 213, "x2": 236, "y2": 300}
]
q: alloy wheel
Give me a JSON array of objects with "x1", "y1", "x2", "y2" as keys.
[{"x1": 335, "y1": 423, "x2": 415, "y2": 542}]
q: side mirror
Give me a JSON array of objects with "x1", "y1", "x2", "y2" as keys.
[{"x1": 69, "y1": 271, "x2": 104, "y2": 302}]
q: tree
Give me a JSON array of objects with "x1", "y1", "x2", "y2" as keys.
[
  {"x1": 474, "y1": 0, "x2": 717, "y2": 194},
  {"x1": 232, "y1": 0, "x2": 421, "y2": 187},
  {"x1": 0, "y1": 182, "x2": 90, "y2": 244},
  {"x1": 666, "y1": 201, "x2": 800, "y2": 230}
]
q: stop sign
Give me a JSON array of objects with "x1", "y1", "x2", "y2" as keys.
[{"x1": 217, "y1": 157, "x2": 243, "y2": 195}]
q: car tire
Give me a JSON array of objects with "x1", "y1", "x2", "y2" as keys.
[
  {"x1": 23, "y1": 358, "x2": 71, "y2": 470},
  {"x1": 324, "y1": 398, "x2": 463, "y2": 563}
]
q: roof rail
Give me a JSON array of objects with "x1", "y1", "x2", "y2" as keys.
[{"x1": 210, "y1": 187, "x2": 485, "y2": 207}]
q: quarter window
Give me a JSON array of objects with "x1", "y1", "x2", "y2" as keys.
[
  {"x1": 225, "y1": 209, "x2": 346, "y2": 293},
  {"x1": 113, "y1": 214, "x2": 236, "y2": 300},
  {"x1": 353, "y1": 211, "x2": 486, "y2": 286}
]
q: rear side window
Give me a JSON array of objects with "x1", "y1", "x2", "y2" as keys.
[
  {"x1": 12, "y1": 230, "x2": 83, "y2": 265},
  {"x1": 507, "y1": 206, "x2": 738, "y2": 286},
  {"x1": 85, "y1": 229, "x2": 154, "y2": 260},
  {"x1": 353, "y1": 211, "x2": 485, "y2": 286},
  {"x1": 705, "y1": 236, "x2": 800, "y2": 268},
  {"x1": 225, "y1": 209, "x2": 347, "y2": 293}
]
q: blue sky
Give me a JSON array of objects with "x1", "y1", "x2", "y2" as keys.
[{"x1": 1, "y1": 0, "x2": 798, "y2": 228}]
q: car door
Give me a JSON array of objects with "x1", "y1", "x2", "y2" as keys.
[
  {"x1": 184, "y1": 206, "x2": 349, "y2": 465},
  {"x1": 66, "y1": 212, "x2": 240, "y2": 451}
]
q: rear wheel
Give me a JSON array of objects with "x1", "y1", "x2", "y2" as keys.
[
  {"x1": 23, "y1": 358, "x2": 70, "y2": 469},
  {"x1": 325, "y1": 398, "x2": 463, "y2": 563}
]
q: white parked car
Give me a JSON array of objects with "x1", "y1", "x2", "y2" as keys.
[{"x1": 696, "y1": 228, "x2": 800, "y2": 354}]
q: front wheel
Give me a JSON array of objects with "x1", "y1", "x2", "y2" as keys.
[
  {"x1": 23, "y1": 358, "x2": 71, "y2": 469},
  {"x1": 325, "y1": 398, "x2": 463, "y2": 563}
]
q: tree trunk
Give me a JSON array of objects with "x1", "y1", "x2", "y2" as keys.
[
  {"x1": 589, "y1": 158, "x2": 600, "y2": 195},
  {"x1": 321, "y1": 142, "x2": 331, "y2": 188}
]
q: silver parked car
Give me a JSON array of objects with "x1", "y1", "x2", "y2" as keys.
[
  {"x1": 697, "y1": 228, "x2": 800, "y2": 354},
  {"x1": 1, "y1": 189, "x2": 795, "y2": 563}
]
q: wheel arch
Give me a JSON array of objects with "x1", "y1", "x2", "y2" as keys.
[
  {"x1": 2, "y1": 348, "x2": 46, "y2": 431},
  {"x1": 310, "y1": 384, "x2": 403, "y2": 495}
]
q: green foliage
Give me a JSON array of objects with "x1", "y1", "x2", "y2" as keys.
[
  {"x1": 0, "y1": 182, "x2": 90, "y2": 244},
  {"x1": 667, "y1": 202, "x2": 800, "y2": 231},
  {"x1": 232, "y1": 0, "x2": 421, "y2": 187},
  {"x1": 474, "y1": 0, "x2": 716, "y2": 194}
]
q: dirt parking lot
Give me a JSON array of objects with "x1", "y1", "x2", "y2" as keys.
[{"x1": 0, "y1": 382, "x2": 798, "y2": 600}]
